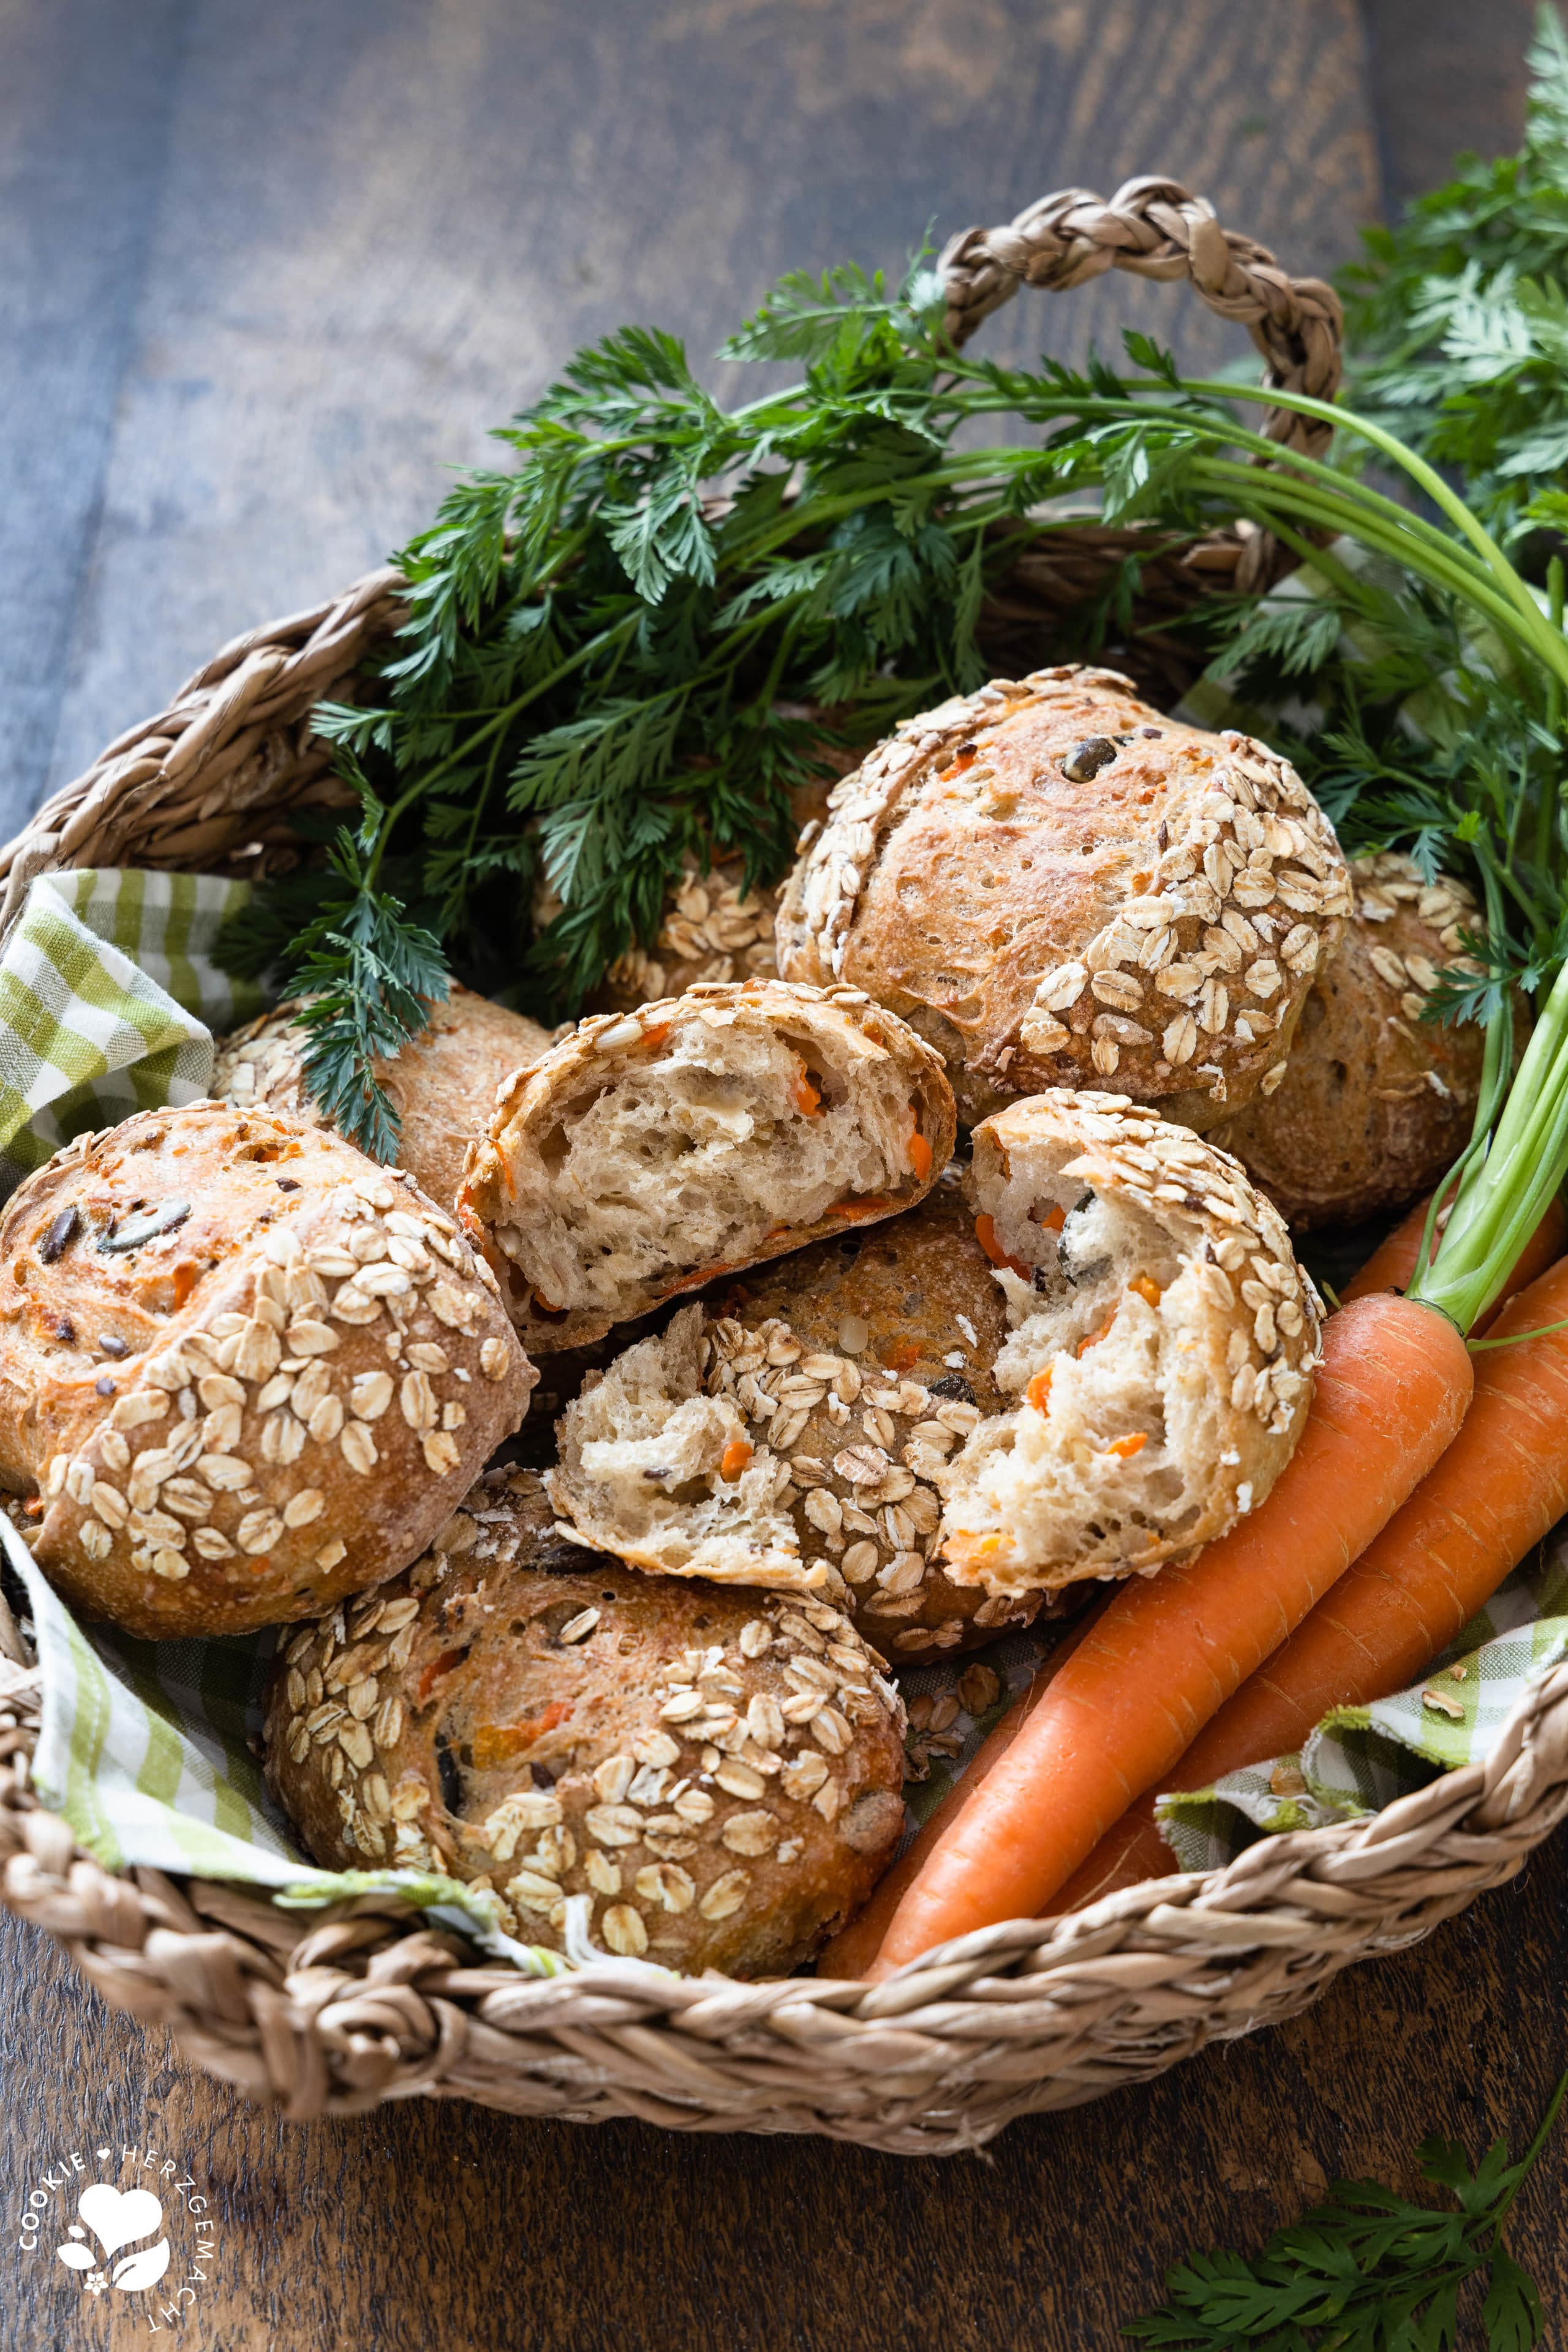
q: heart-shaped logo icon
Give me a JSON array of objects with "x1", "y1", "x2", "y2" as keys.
[{"x1": 77, "y1": 2184, "x2": 164, "y2": 2260}]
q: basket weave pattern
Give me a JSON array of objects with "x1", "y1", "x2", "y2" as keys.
[{"x1": 2, "y1": 184, "x2": 1555, "y2": 2146}]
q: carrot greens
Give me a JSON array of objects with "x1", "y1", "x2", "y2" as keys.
[
  {"x1": 222, "y1": 17, "x2": 1568, "y2": 1165},
  {"x1": 1126, "y1": 2071, "x2": 1566, "y2": 2351}
]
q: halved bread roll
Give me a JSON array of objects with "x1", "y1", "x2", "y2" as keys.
[
  {"x1": 459, "y1": 979, "x2": 957, "y2": 1351},
  {"x1": 545, "y1": 1186, "x2": 1069, "y2": 1648},
  {"x1": 938, "y1": 1090, "x2": 1322, "y2": 1595}
]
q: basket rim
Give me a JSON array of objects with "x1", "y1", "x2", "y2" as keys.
[
  {"x1": 0, "y1": 177, "x2": 1512, "y2": 2141},
  {"x1": 3, "y1": 1602, "x2": 1565, "y2": 2141}
]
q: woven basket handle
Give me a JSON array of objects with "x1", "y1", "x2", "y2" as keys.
[{"x1": 939, "y1": 174, "x2": 1343, "y2": 462}]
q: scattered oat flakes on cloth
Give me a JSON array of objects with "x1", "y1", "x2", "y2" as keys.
[{"x1": 0, "y1": 868, "x2": 263, "y2": 1193}]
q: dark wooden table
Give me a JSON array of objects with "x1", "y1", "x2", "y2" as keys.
[{"x1": 0, "y1": 4, "x2": 1557, "y2": 2346}]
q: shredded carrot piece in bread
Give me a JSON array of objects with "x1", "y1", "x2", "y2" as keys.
[
  {"x1": 720, "y1": 1438, "x2": 753, "y2": 1479},
  {"x1": 1077, "y1": 1314, "x2": 1116, "y2": 1357},
  {"x1": 974, "y1": 1213, "x2": 1031, "y2": 1281},
  {"x1": 475, "y1": 1704, "x2": 568, "y2": 1768},
  {"x1": 1025, "y1": 1366, "x2": 1054, "y2": 1412},
  {"x1": 883, "y1": 1340, "x2": 921, "y2": 1373},
  {"x1": 793, "y1": 1063, "x2": 822, "y2": 1117},
  {"x1": 1105, "y1": 1432, "x2": 1148, "y2": 1459},
  {"x1": 829, "y1": 1196, "x2": 894, "y2": 1221},
  {"x1": 1130, "y1": 1275, "x2": 1162, "y2": 1309},
  {"x1": 908, "y1": 1128, "x2": 933, "y2": 1183},
  {"x1": 1035, "y1": 1203, "x2": 1066, "y2": 1234},
  {"x1": 417, "y1": 1647, "x2": 469, "y2": 1703}
]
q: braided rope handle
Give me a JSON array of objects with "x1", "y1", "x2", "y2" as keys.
[{"x1": 940, "y1": 175, "x2": 1343, "y2": 578}]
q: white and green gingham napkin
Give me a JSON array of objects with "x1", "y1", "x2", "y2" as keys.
[
  {"x1": 2, "y1": 861, "x2": 1566, "y2": 1966},
  {"x1": 0, "y1": 867, "x2": 262, "y2": 1192}
]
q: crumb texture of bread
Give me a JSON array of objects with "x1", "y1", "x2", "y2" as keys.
[
  {"x1": 1210, "y1": 853, "x2": 1492, "y2": 1227},
  {"x1": 547, "y1": 1306, "x2": 812, "y2": 1588},
  {"x1": 543, "y1": 1189, "x2": 1087, "y2": 1651},
  {"x1": 0, "y1": 1103, "x2": 535, "y2": 1638},
  {"x1": 938, "y1": 1090, "x2": 1321, "y2": 1596},
  {"x1": 263, "y1": 1469, "x2": 907, "y2": 1978},
  {"x1": 212, "y1": 984, "x2": 554, "y2": 1216},
  {"x1": 774, "y1": 665, "x2": 1354, "y2": 1131},
  {"x1": 461, "y1": 979, "x2": 956, "y2": 1350}
]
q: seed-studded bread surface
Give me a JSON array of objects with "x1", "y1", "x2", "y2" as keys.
[
  {"x1": 551, "y1": 1185, "x2": 1069, "y2": 1656},
  {"x1": 938, "y1": 1090, "x2": 1322, "y2": 1596},
  {"x1": 212, "y1": 984, "x2": 555, "y2": 1218},
  {"x1": 0, "y1": 1104, "x2": 536, "y2": 1639},
  {"x1": 775, "y1": 665, "x2": 1354, "y2": 1131},
  {"x1": 1210, "y1": 853, "x2": 1491, "y2": 1228},
  {"x1": 460, "y1": 979, "x2": 957, "y2": 1352},
  {"x1": 263, "y1": 1469, "x2": 907, "y2": 1977}
]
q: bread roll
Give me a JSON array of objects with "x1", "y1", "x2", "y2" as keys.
[
  {"x1": 0, "y1": 1104, "x2": 535, "y2": 1638},
  {"x1": 459, "y1": 979, "x2": 957, "y2": 1352},
  {"x1": 1210, "y1": 853, "x2": 1490, "y2": 1227},
  {"x1": 212, "y1": 983, "x2": 555, "y2": 1218},
  {"x1": 775, "y1": 665, "x2": 1353, "y2": 1130},
  {"x1": 546, "y1": 1185, "x2": 1066, "y2": 1656},
  {"x1": 263, "y1": 1468, "x2": 907, "y2": 1977},
  {"x1": 937, "y1": 1090, "x2": 1321, "y2": 1595}
]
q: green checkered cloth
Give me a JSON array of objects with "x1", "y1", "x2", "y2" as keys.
[
  {"x1": 1156, "y1": 1540, "x2": 1568, "y2": 1872},
  {"x1": 0, "y1": 867, "x2": 263, "y2": 1192},
  {"x1": 2, "y1": 861, "x2": 1565, "y2": 1966}
]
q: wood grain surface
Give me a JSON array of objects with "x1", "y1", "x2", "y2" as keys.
[{"x1": 0, "y1": 4, "x2": 1556, "y2": 2348}]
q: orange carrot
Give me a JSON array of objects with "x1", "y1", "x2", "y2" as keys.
[
  {"x1": 868, "y1": 1293, "x2": 1474, "y2": 1973},
  {"x1": 1342, "y1": 1189, "x2": 1564, "y2": 1313},
  {"x1": 1060, "y1": 1250, "x2": 1568, "y2": 1909},
  {"x1": 1158, "y1": 1254, "x2": 1568, "y2": 1773},
  {"x1": 720, "y1": 1438, "x2": 753, "y2": 1479},
  {"x1": 818, "y1": 1601, "x2": 1107, "y2": 1978}
]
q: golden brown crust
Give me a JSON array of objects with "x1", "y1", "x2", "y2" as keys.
[
  {"x1": 704, "y1": 1184, "x2": 1074, "y2": 1656},
  {"x1": 459, "y1": 979, "x2": 959, "y2": 1352},
  {"x1": 263, "y1": 1469, "x2": 907, "y2": 1977},
  {"x1": 212, "y1": 984, "x2": 555, "y2": 1218},
  {"x1": 1210, "y1": 854, "x2": 1490, "y2": 1228},
  {"x1": 0, "y1": 1104, "x2": 535, "y2": 1638},
  {"x1": 775, "y1": 665, "x2": 1353, "y2": 1129}
]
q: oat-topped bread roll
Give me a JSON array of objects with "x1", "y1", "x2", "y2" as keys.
[
  {"x1": 0, "y1": 1104, "x2": 535, "y2": 1639},
  {"x1": 775, "y1": 665, "x2": 1354, "y2": 1131},
  {"x1": 1210, "y1": 853, "x2": 1490, "y2": 1228},
  {"x1": 264, "y1": 1468, "x2": 906, "y2": 1977},
  {"x1": 459, "y1": 978, "x2": 957, "y2": 1352},
  {"x1": 548, "y1": 1185, "x2": 1064, "y2": 1656},
  {"x1": 212, "y1": 983, "x2": 555, "y2": 1219},
  {"x1": 936, "y1": 1090, "x2": 1322, "y2": 1596}
]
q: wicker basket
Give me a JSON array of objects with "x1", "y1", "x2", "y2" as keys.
[{"x1": 4, "y1": 179, "x2": 1564, "y2": 2152}]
